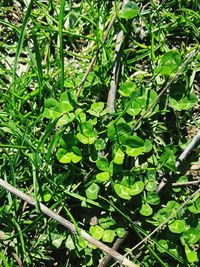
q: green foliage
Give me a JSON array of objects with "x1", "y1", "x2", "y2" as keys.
[{"x1": 0, "y1": 0, "x2": 199, "y2": 266}]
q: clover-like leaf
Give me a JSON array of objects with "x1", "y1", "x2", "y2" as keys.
[
  {"x1": 102, "y1": 230, "x2": 116, "y2": 243},
  {"x1": 113, "y1": 148, "x2": 124, "y2": 165},
  {"x1": 85, "y1": 183, "x2": 100, "y2": 200},
  {"x1": 185, "y1": 244, "x2": 198, "y2": 263},
  {"x1": 114, "y1": 184, "x2": 131, "y2": 200},
  {"x1": 96, "y1": 172, "x2": 110, "y2": 182},
  {"x1": 168, "y1": 219, "x2": 186, "y2": 234},
  {"x1": 119, "y1": 81, "x2": 136, "y2": 97},
  {"x1": 50, "y1": 233, "x2": 63, "y2": 249},
  {"x1": 130, "y1": 181, "x2": 144, "y2": 196},
  {"x1": 156, "y1": 51, "x2": 182, "y2": 75},
  {"x1": 121, "y1": 2, "x2": 139, "y2": 20},
  {"x1": 96, "y1": 158, "x2": 109, "y2": 171},
  {"x1": 89, "y1": 225, "x2": 104, "y2": 240},
  {"x1": 140, "y1": 203, "x2": 153, "y2": 216},
  {"x1": 43, "y1": 98, "x2": 62, "y2": 119}
]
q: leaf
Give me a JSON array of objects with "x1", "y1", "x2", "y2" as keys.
[
  {"x1": 185, "y1": 244, "x2": 198, "y2": 263},
  {"x1": 50, "y1": 233, "x2": 63, "y2": 248},
  {"x1": 124, "y1": 135, "x2": 144, "y2": 148},
  {"x1": 43, "y1": 98, "x2": 62, "y2": 119},
  {"x1": 85, "y1": 183, "x2": 100, "y2": 200},
  {"x1": 102, "y1": 230, "x2": 116, "y2": 243},
  {"x1": 88, "y1": 102, "x2": 105, "y2": 116},
  {"x1": 126, "y1": 146, "x2": 144, "y2": 157},
  {"x1": 119, "y1": 81, "x2": 136, "y2": 97},
  {"x1": 130, "y1": 181, "x2": 144, "y2": 196},
  {"x1": 89, "y1": 225, "x2": 104, "y2": 240},
  {"x1": 59, "y1": 92, "x2": 73, "y2": 113},
  {"x1": 95, "y1": 139, "x2": 106, "y2": 151},
  {"x1": 114, "y1": 184, "x2": 131, "y2": 200},
  {"x1": 182, "y1": 228, "x2": 200, "y2": 245},
  {"x1": 140, "y1": 203, "x2": 153, "y2": 216},
  {"x1": 96, "y1": 158, "x2": 109, "y2": 171},
  {"x1": 65, "y1": 235, "x2": 75, "y2": 250},
  {"x1": 116, "y1": 228, "x2": 126, "y2": 238},
  {"x1": 96, "y1": 172, "x2": 110, "y2": 182},
  {"x1": 99, "y1": 217, "x2": 116, "y2": 230},
  {"x1": 113, "y1": 148, "x2": 124, "y2": 165},
  {"x1": 57, "y1": 113, "x2": 75, "y2": 126},
  {"x1": 188, "y1": 198, "x2": 200, "y2": 214},
  {"x1": 156, "y1": 51, "x2": 182, "y2": 75},
  {"x1": 121, "y1": 2, "x2": 139, "y2": 20},
  {"x1": 116, "y1": 123, "x2": 132, "y2": 144},
  {"x1": 126, "y1": 99, "x2": 141, "y2": 116},
  {"x1": 156, "y1": 239, "x2": 169, "y2": 253},
  {"x1": 43, "y1": 190, "x2": 52, "y2": 202},
  {"x1": 147, "y1": 192, "x2": 160, "y2": 205},
  {"x1": 168, "y1": 220, "x2": 186, "y2": 234},
  {"x1": 56, "y1": 148, "x2": 82, "y2": 164}
]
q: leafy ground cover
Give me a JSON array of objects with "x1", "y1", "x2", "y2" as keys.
[{"x1": 0, "y1": 0, "x2": 200, "y2": 266}]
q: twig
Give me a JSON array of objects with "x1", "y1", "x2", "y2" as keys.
[
  {"x1": 77, "y1": 3, "x2": 122, "y2": 97},
  {"x1": 175, "y1": 130, "x2": 200, "y2": 169},
  {"x1": 98, "y1": 230, "x2": 129, "y2": 267},
  {"x1": 0, "y1": 179, "x2": 139, "y2": 267},
  {"x1": 157, "y1": 130, "x2": 200, "y2": 193},
  {"x1": 111, "y1": 186, "x2": 200, "y2": 266},
  {"x1": 107, "y1": 28, "x2": 124, "y2": 113},
  {"x1": 172, "y1": 180, "x2": 200, "y2": 187},
  {"x1": 132, "y1": 48, "x2": 200, "y2": 130}
]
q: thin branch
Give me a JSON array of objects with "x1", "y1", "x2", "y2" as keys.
[
  {"x1": 172, "y1": 180, "x2": 200, "y2": 187},
  {"x1": 175, "y1": 130, "x2": 200, "y2": 169},
  {"x1": 111, "y1": 187, "x2": 200, "y2": 266},
  {"x1": 157, "y1": 130, "x2": 200, "y2": 193},
  {"x1": 107, "y1": 28, "x2": 124, "y2": 113},
  {"x1": 0, "y1": 179, "x2": 139, "y2": 267},
  {"x1": 98, "y1": 230, "x2": 129, "y2": 267},
  {"x1": 132, "y1": 48, "x2": 200, "y2": 130},
  {"x1": 77, "y1": 3, "x2": 122, "y2": 97}
]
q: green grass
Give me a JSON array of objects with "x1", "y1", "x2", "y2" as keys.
[{"x1": 0, "y1": 0, "x2": 200, "y2": 266}]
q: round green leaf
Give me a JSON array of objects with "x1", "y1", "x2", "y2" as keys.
[
  {"x1": 114, "y1": 184, "x2": 131, "y2": 200},
  {"x1": 156, "y1": 239, "x2": 169, "y2": 253},
  {"x1": 168, "y1": 220, "x2": 186, "y2": 234},
  {"x1": 95, "y1": 139, "x2": 106, "y2": 151},
  {"x1": 185, "y1": 244, "x2": 198, "y2": 263},
  {"x1": 139, "y1": 203, "x2": 153, "y2": 216},
  {"x1": 121, "y1": 2, "x2": 139, "y2": 20},
  {"x1": 50, "y1": 233, "x2": 63, "y2": 248},
  {"x1": 89, "y1": 225, "x2": 104, "y2": 240},
  {"x1": 113, "y1": 148, "x2": 124, "y2": 165},
  {"x1": 96, "y1": 172, "x2": 110, "y2": 182},
  {"x1": 156, "y1": 51, "x2": 182, "y2": 75},
  {"x1": 182, "y1": 228, "x2": 200, "y2": 245},
  {"x1": 96, "y1": 158, "x2": 109, "y2": 171},
  {"x1": 85, "y1": 183, "x2": 100, "y2": 200},
  {"x1": 65, "y1": 235, "x2": 75, "y2": 250},
  {"x1": 116, "y1": 228, "x2": 126, "y2": 238},
  {"x1": 102, "y1": 230, "x2": 116, "y2": 243},
  {"x1": 129, "y1": 181, "x2": 144, "y2": 196},
  {"x1": 43, "y1": 98, "x2": 62, "y2": 119},
  {"x1": 119, "y1": 81, "x2": 136, "y2": 97},
  {"x1": 99, "y1": 217, "x2": 116, "y2": 230},
  {"x1": 147, "y1": 192, "x2": 160, "y2": 205}
]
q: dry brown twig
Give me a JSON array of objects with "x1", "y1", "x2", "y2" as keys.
[
  {"x1": 157, "y1": 129, "x2": 200, "y2": 193},
  {"x1": 98, "y1": 230, "x2": 129, "y2": 267},
  {"x1": 0, "y1": 179, "x2": 139, "y2": 267}
]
